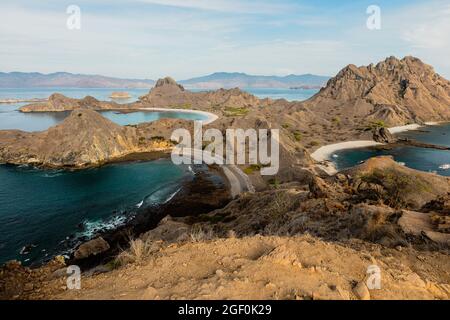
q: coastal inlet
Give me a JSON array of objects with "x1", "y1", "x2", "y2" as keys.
[{"x1": 0, "y1": 160, "x2": 231, "y2": 266}]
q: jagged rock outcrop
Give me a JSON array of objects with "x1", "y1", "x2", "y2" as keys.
[
  {"x1": 302, "y1": 56, "x2": 450, "y2": 127},
  {"x1": 138, "y1": 77, "x2": 260, "y2": 110},
  {"x1": 0, "y1": 109, "x2": 185, "y2": 168},
  {"x1": 372, "y1": 127, "x2": 396, "y2": 143},
  {"x1": 20, "y1": 93, "x2": 123, "y2": 113}
]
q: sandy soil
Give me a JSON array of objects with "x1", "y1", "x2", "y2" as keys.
[{"x1": 29, "y1": 235, "x2": 450, "y2": 300}]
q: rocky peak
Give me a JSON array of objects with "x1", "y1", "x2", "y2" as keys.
[
  {"x1": 304, "y1": 56, "x2": 450, "y2": 126},
  {"x1": 154, "y1": 77, "x2": 185, "y2": 91}
]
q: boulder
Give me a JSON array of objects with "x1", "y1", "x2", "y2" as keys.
[
  {"x1": 74, "y1": 237, "x2": 110, "y2": 260},
  {"x1": 373, "y1": 127, "x2": 396, "y2": 143}
]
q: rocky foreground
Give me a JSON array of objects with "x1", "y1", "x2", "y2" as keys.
[{"x1": 1, "y1": 157, "x2": 449, "y2": 300}]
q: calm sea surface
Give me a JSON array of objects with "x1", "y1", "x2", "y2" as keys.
[{"x1": 333, "y1": 124, "x2": 450, "y2": 177}]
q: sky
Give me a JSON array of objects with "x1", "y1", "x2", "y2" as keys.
[{"x1": 0, "y1": 0, "x2": 449, "y2": 79}]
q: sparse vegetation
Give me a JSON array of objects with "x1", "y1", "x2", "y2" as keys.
[
  {"x1": 117, "y1": 238, "x2": 159, "y2": 265},
  {"x1": 243, "y1": 164, "x2": 262, "y2": 175},
  {"x1": 358, "y1": 168, "x2": 431, "y2": 208},
  {"x1": 170, "y1": 103, "x2": 192, "y2": 109},
  {"x1": 189, "y1": 226, "x2": 216, "y2": 242},
  {"x1": 365, "y1": 120, "x2": 386, "y2": 131},
  {"x1": 293, "y1": 130, "x2": 302, "y2": 142},
  {"x1": 332, "y1": 116, "x2": 341, "y2": 125},
  {"x1": 223, "y1": 106, "x2": 249, "y2": 117},
  {"x1": 268, "y1": 177, "x2": 281, "y2": 189}
]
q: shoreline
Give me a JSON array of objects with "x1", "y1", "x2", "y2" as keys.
[
  {"x1": 139, "y1": 107, "x2": 218, "y2": 125},
  {"x1": 311, "y1": 121, "x2": 449, "y2": 175},
  {"x1": 311, "y1": 141, "x2": 383, "y2": 175}
]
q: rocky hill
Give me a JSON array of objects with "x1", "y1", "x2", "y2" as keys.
[
  {"x1": 302, "y1": 56, "x2": 450, "y2": 127},
  {"x1": 138, "y1": 77, "x2": 261, "y2": 111},
  {"x1": 19, "y1": 93, "x2": 125, "y2": 113},
  {"x1": 0, "y1": 109, "x2": 188, "y2": 168}
]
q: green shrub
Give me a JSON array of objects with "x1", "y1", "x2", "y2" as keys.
[
  {"x1": 365, "y1": 120, "x2": 386, "y2": 131},
  {"x1": 243, "y1": 164, "x2": 262, "y2": 175},
  {"x1": 293, "y1": 130, "x2": 302, "y2": 142},
  {"x1": 224, "y1": 106, "x2": 249, "y2": 117}
]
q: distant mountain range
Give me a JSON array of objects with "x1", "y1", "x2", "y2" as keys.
[
  {"x1": 0, "y1": 72, "x2": 155, "y2": 89},
  {"x1": 0, "y1": 72, "x2": 329, "y2": 89},
  {"x1": 179, "y1": 72, "x2": 329, "y2": 89}
]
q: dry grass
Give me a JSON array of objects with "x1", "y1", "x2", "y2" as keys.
[
  {"x1": 189, "y1": 226, "x2": 216, "y2": 242},
  {"x1": 117, "y1": 238, "x2": 159, "y2": 266}
]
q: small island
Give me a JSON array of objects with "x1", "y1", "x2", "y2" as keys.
[{"x1": 110, "y1": 91, "x2": 131, "y2": 99}]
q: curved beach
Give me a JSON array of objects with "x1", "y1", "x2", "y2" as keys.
[
  {"x1": 139, "y1": 107, "x2": 218, "y2": 125},
  {"x1": 311, "y1": 122, "x2": 449, "y2": 175}
]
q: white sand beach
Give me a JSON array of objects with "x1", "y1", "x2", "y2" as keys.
[
  {"x1": 311, "y1": 122, "x2": 448, "y2": 175},
  {"x1": 311, "y1": 141, "x2": 383, "y2": 175},
  {"x1": 311, "y1": 140, "x2": 383, "y2": 162},
  {"x1": 388, "y1": 124, "x2": 423, "y2": 134},
  {"x1": 139, "y1": 107, "x2": 218, "y2": 125}
]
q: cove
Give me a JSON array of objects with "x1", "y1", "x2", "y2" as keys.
[
  {"x1": 332, "y1": 123, "x2": 450, "y2": 177},
  {"x1": 0, "y1": 159, "x2": 190, "y2": 265}
]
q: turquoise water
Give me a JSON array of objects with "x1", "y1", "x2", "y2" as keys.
[
  {"x1": 243, "y1": 88, "x2": 318, "y2": 102},
  {"x1": 0, "y1": 87, "x2": 317, "y2": 132},
  {"x1": 0, "y1": 87, "x2": 317, "y2": 103},
  {"x1": 0, "y1": 88, "x2": 150, "y2": 104},
  {"x1": 0, "y1": 160, "x2": 190, "y2": 265},
  {"x1": 0, "y1": 103, "x2": 208, "y2": 132},
  {"x1": 333, "y1": 124, "x2": 450, "y2": 176}
]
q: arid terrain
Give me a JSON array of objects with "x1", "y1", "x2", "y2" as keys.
[{"x1": 0, "y1": 56, "x2": 449, "y2": 300}]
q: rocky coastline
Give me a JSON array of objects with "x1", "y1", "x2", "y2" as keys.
[
  {"x1": 1, "y1": 56, "x2": 449, "y2": 300},
  {"x1": 64, "y1": 164, "x2": 232, "y2": 271}
]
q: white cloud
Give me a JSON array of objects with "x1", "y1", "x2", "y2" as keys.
[
  {"x1": 400, "y1": 2, "x2": 450, "y2": 49},
  {"x1": 136, "y1": 0, "x2": 289, "y2": 14}
]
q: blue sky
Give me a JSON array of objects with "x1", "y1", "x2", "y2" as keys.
[{"x1": 0, "y1": 0, "x2": 449, "y2": 79}]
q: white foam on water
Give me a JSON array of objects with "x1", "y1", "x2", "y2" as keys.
[
  {"x1": 439, "y1": 164, "x2": 450, "y2": 170},
  {"x1": 163, "y1": 187, "x2": 182, "y2": 204},
  {"x1": 136, "y1": 200, "x2": 144, "y2": 208}
]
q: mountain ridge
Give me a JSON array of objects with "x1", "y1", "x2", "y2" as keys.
[{"x1": 0, "y1": 71, "x2": 329, "y2": 89}]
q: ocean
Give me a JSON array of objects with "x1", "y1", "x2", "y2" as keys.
[{"x1": 332, "y1": 124, "x2": 450, "y2": 177}]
